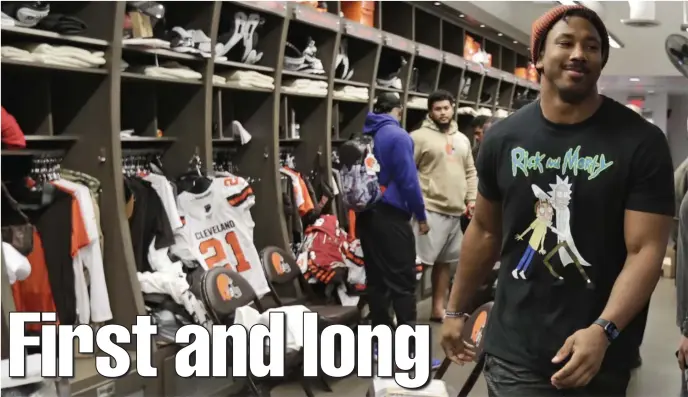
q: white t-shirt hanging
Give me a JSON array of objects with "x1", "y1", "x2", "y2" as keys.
[
  {"x1": 144, "y1": 173, "x2": 184, "y2": 230},
  {"x1": 174, "y1": 175, "x2": 270, "y2": 297}
]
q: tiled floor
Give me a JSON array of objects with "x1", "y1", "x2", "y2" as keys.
[{"x1": 272, "y1": 278, "x2": 682, "y2": 396}]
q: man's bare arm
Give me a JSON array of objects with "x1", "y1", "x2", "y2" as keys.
[
  {"x1": 447, "y1": 193, "x2": 502, "y2": 313},
  {"x1": 599, "y1": 210, "x2": 672, "y2": 330}
]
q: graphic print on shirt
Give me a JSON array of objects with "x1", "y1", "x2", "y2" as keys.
[
  {"x1": 532, "y1": 177, "x2": 594, "y2": 288},
  {"x1": 510, "y1": 145, "x2": 614, "y2": 288},
  {"x1": 512, "y1": 198, "x2": 560, "y2": 280}
]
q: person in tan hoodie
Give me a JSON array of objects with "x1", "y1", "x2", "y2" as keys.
[{"x1": 411, "y1": 90, "x2": 478, "y2": 321}]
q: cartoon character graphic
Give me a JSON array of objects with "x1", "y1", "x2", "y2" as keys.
[
  {"x1": 513, "y1": 199, "x2": 562, "y2": 280},
  {"x1": 532, "y1": 176, "x2": 594, "y2": 288}
]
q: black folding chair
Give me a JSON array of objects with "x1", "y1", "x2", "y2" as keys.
[
  {"x1": 434, "y1": 302, "x2": 493, "y2": 397},
  {"x1": 192, "y1": 266, "x2": 317, "y2": 397}
]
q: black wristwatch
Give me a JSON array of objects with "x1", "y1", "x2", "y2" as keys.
[{"x1": 594, "y1": 318, "x2": 620, "y2": 342}]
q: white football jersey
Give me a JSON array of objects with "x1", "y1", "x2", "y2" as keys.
[{"x1": 174, "y1": 175, "x2": 270, "y2": 298}]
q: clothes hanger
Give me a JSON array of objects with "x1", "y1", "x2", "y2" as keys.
[{"x1": 8, "y1": 156, "x2": 59, "y2": 210}]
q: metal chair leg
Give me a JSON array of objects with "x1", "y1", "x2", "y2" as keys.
[
  {"x1": 317, "y1": 373, "x2": 333, "y2": 392},
  {"x1": 300, "y1": 378, "x2": 316, "y2": 397},
  {"x1": 457, "y1": 354, "x2": 486, "y2": 397},
  {"x1": 434, "y1": 357, "x2": 452, "y2": 380}
]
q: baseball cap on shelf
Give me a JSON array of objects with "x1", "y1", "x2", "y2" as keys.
[{"x1": 373, "y1": 92, "x2": 402, "y2": 114}]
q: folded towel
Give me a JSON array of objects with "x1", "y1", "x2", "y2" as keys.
[{"x1": 22, "y1": 43, "x2": 106, "y2": 66}]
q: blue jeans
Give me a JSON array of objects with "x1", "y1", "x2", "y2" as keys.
[{"x1": 516, "y1": 246, "x2": 536, "y2": 273}]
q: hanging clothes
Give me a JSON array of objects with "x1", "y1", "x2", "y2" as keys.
[
  {"x1": 2, "y1": 242, "x2": 31, "y2": 285},
  {"x1": 299, "y1": 214, "x2": 348, "y2": 286},
  {"x1": 142, "y1": 172, "x2": 183, "y2": 231},
  {"x1": 52, "y1": 179, "x2": 112, "y2": 324},
  {"x1": 60, "y1": 168, "x2": 103, "y2": 251},
  {"x1": 172, "y1": 174, "x2": 270, "y2": 298},
  {"x1": 126, "y1": 177, "x2": 175, "y2": 273},
  {"x1": 4, "y1": 184, "x2": 89, "y2": 327},
  {"x1": 279, "y1": 167, "x2": 314, "y2": 217}
]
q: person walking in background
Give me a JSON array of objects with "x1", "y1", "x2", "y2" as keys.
[
  {"x1": 440, "y1": 4, "x2": 674, "y2": 396},
  {"x1": 410, "y1": 90, "x2": 477, "y2": 322},
  {"x1": 357, "y1": 92, "x2": 428, "y2": 332},
  {"x1": 470, "y1": 115, "x2": 503, "y2": 161}
]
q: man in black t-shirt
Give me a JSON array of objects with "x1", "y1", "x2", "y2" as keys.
[{"x1": 440, "y1": 4, "x2": 674, "y2": 397}]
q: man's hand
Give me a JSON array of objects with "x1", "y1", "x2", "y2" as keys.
[
  {"x1": 678, "y1": 336, "x2": 688, "y2": 370},
  {"x1": 466, "y1": 201, "x2": 476, "y2": 219},
  {"x1": 440, "y1": 317, "x2": 475, "y2": 365},
  {"x1": 539, "y1": 249, "x2": 546, "y2": 255},
  {"x1": 515, "y1": 234, "x2": 523, "y2": 241},
  {"x1": 550, "y1": 325, "x2": 609, "y2": 389},
  {"x1": 418, "y1": 221, "x2": 430, "y2": 235}
]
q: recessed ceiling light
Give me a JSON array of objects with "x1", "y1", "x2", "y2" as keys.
[
  {"x1": 513, "y1": 40, "x2": 518, "y2": 44},
  {"x1": 459, "y1": 14, "x2": 465, "y2": 18},
  {"x1": 497, "y1": 33, "x2": 503, "y2": 36},
  {"x1": 629, "y1": 77, "x2": 640, "y2": 82},
  {"x1": 480, "y1": 24, "x2": 485, "y2": 28},
  {"x1": 433, "y1": 1, "x2": 441, "y2": 5}
]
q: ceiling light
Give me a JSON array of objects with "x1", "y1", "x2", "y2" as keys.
[
  {"x1": 608, "y1": 33, "x2": 624, "y2": 49},
  {"x1": 433, "y1": 1, "x2": 441, "y2": 5},
  {"x1": 629, "y1": 77, "x2": 640, "y2": 82},
  {"x1": 513, "y1": 40, "x2": 518, "y2": 44},
  {"x1": 497, "y1": 33, "x2": 503, "y2": 36},
  {"x1": 647, "y1": 90, "x2": 655, "y2": 94},
  {"x1": 459, "y1": 14, "x2": 465, "y2": 18},
  {"x1": 480, "y1": 24, "x2": 485, "y2": 28},
  {"x1": 557, "y1": 0, "x2": 578, "y2": 5}
]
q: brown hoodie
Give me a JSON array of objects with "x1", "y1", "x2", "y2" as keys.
[{"x1": 411, "y1": 117, "x2": 477, "y2": 216}]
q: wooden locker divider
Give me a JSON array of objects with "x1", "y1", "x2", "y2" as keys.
[{"x1": 0, "y1": 1, "x2": 539, "y2": 395}]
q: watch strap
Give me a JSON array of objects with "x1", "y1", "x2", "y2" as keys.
[{"x1": 594, "y1": 318, "x2": 620, "y2": 342}]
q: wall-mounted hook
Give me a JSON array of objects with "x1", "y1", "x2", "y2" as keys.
[{"x1": 98, "y1": 147, "x2": 107, "y2": 163}]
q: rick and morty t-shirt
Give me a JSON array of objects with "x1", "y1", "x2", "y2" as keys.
[{"x1": 477, "y1": 97, "x2": 674, "y2": 374}]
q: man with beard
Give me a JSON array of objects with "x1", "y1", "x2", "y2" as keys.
[
  {"x1": 440, "y1": 5, "x2": 674, "y2": 396},
  {"x1": 410, "y1": 90, "x2": 477, "y2": 322}
]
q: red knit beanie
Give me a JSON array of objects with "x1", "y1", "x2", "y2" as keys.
[{"x1": 530, "y1": 5, "x2": 610, "y2": 68}]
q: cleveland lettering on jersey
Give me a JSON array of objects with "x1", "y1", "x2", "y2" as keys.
[{"x1": 194, "y1": 220, "x2": 237, "y2": 241}]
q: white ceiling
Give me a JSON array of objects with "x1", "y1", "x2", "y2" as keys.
[
  {"x1": 462, "y1": 1, "x2": 687, "y2": 80},
  {"x1": 598, "y1": 75, "x2": 688, "y2": 95}
]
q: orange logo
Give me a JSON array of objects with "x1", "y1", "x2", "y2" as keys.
[
  {"x1": 217, "y1": 274, "x2": 233, "y2": 301},
  {"x1": 471, "y1": 311, "x2": 488, "y2": 345},
  {"x1": 224, "y1": 177, "x2": 240, "y2": 186},
  {"x1": 271, "y1": 252, "x2": 286, "y2": 275},
  {"x1": 364, "y1": 156, "x2": 376, "y2": 169},
  {"x1": 445, "y1": 143, "x2": 454, "y2": 155}
]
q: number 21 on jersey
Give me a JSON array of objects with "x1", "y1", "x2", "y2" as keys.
[{"x1": 198, "y1": 231, "x2": 251, "y2": 272}]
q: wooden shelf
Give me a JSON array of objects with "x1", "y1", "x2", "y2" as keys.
[
  {"x1": 1, "y1": 59, "x2": 108, "y2": 75},
  {"x1": 1, "y1": 25, "x2": 109, "y2": 47}
]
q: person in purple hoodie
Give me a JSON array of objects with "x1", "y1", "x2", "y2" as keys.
[{"x1": 357, "y1": 92, "x2": 430, "y2": 349}]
